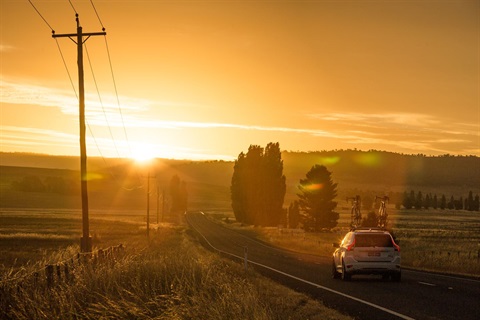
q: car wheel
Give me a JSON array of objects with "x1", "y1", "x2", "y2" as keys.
[
  {"x1": 332, "y1": 260, "x2": 341, "y2": 279},
  {"x1": 341, "y1": 261, "x2": 351, "y2": 281},
  {"x1": 392, "y1": 272, "x2": 401, "y2": 282}
]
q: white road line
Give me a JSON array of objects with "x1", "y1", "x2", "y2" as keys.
[
  {"x1": 405, "y1": 269, "x2": 480, "y2": 284},
  {"x1": 187, "y1": 213, "x2": 416, "y2": 320},
  {"x1": 418, "y1": 282, "x2": 436, "y2": 287}
]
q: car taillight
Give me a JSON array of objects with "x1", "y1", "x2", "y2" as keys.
[
  {"x1": 393, "y1": 242, "x2": 400, "y2": 252},
  {"x1": 347, "y1": 239, "x2": 356, "y2": 251}
]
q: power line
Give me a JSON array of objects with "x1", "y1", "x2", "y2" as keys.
[
  {"x1": 104, "y1": 36, "x2": 133, "y2": 158},
  {"x1": 89, "y1": 0, "x2": 105, "y2": 31},
  {"x1": 84, "y1": 43, "x2": 121, "y2": 158},
  {"x1": 68, "y1": 0, "x2": 78, "y2": 15},
  {"x1": 55, "y1": 39, "x2": 78, "y2": 99},
  {"x1": 27, "y1": 0, "x2": 55, "y2": 33}
]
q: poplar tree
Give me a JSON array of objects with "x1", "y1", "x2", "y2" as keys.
[{"x1": 230, "y1": 143, "x2": 286, "y2": 226}]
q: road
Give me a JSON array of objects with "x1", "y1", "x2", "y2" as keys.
[{"x1": 186, "y1": 211, "x2": 480, "y2": 320}]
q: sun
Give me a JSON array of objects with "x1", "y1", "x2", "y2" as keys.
[{"x1": 131, "y1": 143, "x2": 155, "y2": 163}]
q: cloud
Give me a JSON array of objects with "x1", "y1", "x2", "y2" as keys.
[
  {"x1": 0, "y1": 78, "x2": 151, "y2": 122},
  {"x1": 0, "y1": 44, "x2": 14, "y2": 52},
  {"x1": 309, "y1": 112, "x2": 440, "y2": 128},
  {"x1": 305, "y1": 112, "x2": 479, "y2": 155}
]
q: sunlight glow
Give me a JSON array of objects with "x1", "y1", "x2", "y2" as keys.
[{"x1": 131, "y1": 143, "x2": 156, "y2": 163}]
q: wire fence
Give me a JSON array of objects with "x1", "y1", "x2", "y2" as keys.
[{"x1": 0, "y1": 244, "x2": 125, "y2": 289}]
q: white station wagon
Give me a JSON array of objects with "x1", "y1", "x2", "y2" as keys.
[{"x1": 332, "y1": 228, "x2": 401, "y2": 281}]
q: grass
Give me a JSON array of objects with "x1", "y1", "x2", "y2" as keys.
[
  {"x1": 214, "y1": 207, "x2": 480, "y2": 278},
  {"x1": 0, "y1": 209, "x2": 352, "y2": 320}
]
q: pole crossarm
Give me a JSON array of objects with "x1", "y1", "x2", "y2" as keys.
[{"x1": 53, "y1": 31, "x2": 106, "y2": 38}]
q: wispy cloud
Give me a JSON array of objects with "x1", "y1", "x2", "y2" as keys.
[
  {"x1": 310, "y1": 112, "x2": 440, "y2": 128},
  {"x1": 0, "y1": 44, "x2": 14, "y2": 52},
  {"x1": 0, "y1": 78, "x2": 151, "y2": 122},
  {"x1": 306, "y1": 112, "x2": 479, "y2": 155}
]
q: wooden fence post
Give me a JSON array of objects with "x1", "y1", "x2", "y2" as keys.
[
  {"x1": 45, "y1": 265, "x2": 54, "y2": 287},
  {"x1": 56, "y1": 264, "x2": 61, "y2": 282}
]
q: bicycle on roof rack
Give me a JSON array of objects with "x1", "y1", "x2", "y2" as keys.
[
  {"x1": 347, "y1": 195, "x2": 362, "y2": 228},
  {"x1": 376, "y1": 196, "x2": 389, "y2": 228}
]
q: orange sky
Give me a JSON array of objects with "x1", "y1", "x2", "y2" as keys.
[{"x1": 1, "y1": 0, "x2": 479, "y2": 160}]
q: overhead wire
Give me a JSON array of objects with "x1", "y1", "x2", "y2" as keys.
[
  {"x1": 89, "y1": 0, "x2": 105, "y2": 31},
  {"x1": 67, "y1": 0, "x2": 78, "y2": 15},
  {"x1": 88, "y1": 0, "x2": 133, "y2": 158},
  {"x1": 27, "y1": 0, "x2": 55, "y2": 32},
  {"x1": 84, "y1": 43, "x2": 121, "y2": 158},
  {"x1": 103, "y1": 37, "x2": 133, "y2": 159},
  {"x1": 87, "y1": 0, "x2": 146, "y2": 188},
  {"x1": 84, "y1": 44, "x2": 144, "y2": 191},
  {"x1": 27, "y1": 0, "x2": 145, "y2": 190}
]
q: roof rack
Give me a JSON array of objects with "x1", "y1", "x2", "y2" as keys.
[{"x1": 350, "y1": 227, "x2": 386, "y2": 232}]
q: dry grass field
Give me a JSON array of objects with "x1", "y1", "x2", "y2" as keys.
[{"x1": 0, "y1": 209, "x2": 351, "y2": 320}]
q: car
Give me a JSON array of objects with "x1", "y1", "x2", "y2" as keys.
[{"x1": 332, "y1": 227, "x2": 401, "y2": 281}]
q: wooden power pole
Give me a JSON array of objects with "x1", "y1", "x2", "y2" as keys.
[{"x1": 52, "y1": 15, "x2": 106, "y2": 252}]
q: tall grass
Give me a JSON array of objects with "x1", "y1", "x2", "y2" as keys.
[{"x1": 1, "y1": 226, "x2": 351, "y2": 320}]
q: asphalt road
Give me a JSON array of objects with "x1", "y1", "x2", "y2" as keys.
[{"x1": 186, "y1": 211, "x2": 480, "y2": 320}]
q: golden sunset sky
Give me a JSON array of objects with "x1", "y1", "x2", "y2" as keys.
[{"x1": 1, "y1": 0, "x2": 479, "y2": 161}]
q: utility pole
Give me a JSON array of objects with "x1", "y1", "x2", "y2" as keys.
[
  {"x1": 162, "y1": 189, "x2": 166, "y2": 222},
  {"x1": 156, "y1": 184, "x2": 160, "y2": 224},
  {"x1": 52, "y1": 15, "x2": 106, "y2": 252},
  {"x1": 146, "y1": 171, "x2": 150, "y2": 240}
]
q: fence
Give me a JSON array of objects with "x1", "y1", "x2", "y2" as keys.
[{"x1": 0, "y1": 244, "x2": 125, "y2": 290}]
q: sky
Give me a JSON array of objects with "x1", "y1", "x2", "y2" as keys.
[{"x1": 1, "y1": 0, "x2": 479, "y2": 161}]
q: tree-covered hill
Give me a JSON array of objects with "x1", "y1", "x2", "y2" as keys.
[{"x1": 1, "y1": 151, "x2": 479, "y2": 210}]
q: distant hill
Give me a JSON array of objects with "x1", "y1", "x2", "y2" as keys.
[
  {"x1": 1, "y1": 151, "x2": 479, "y2": 210},
  {"x1": 282, "y1": 150, "x2": 480, "y2": 191}
]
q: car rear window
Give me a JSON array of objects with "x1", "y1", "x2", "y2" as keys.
[{"x1": 355, "y1": 234, "x2": 393, "y2": 247}]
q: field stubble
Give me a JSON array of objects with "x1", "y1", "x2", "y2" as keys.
[{"x1": 0, "y1": 209, "x2": 351, "y2": 320}]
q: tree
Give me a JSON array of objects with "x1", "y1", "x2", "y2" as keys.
[
  {"x1": 231, "y1": 152, "x2": 247, "y2": 224},
  {"x1": 169, "y1": 175, "x2": 188, "y2": 213},
  {"x1": 474, "y1": 195, "x2": 480, "y2": 211},
  {"x1": 432, "y1": 194, "x2": 438, "y2": 209},
  {"x1": 230, "y1": 143, "x2": 286, "y2": 226},
  {"x1": 288, "y1": 201, "x2": 301, "y2": 229},
  {"x1": 424, "y1": 193, "x2": 431, "y2": 210},
  {"x1": 403, "y1": 191, "x2": 413, "y2": 209},
  {"x1": 440, "y1": 195, "x2": 446, "y2": 210},
  {"x1": 415, "y1": 191, "x2": 423, "y2": 210},
  {"x1": 448, "y1": 196, "x2": 455, "y2": 209},
  {"x1": 362, "y1": 193, "x2": 374, "y2": 211},
  {"x1": 12, "y1": 175, "x2": 45, "y2": 192},
  {"x1": 362, "y1": 211, "x2": 378, "y2": 227},
  {"x1": 467, "y1": 191, "x2": 474, "y2": 211},
  {"x1": 297, "y1": 165, "x2": 338, "y2": 231},
  {"x1": 262, "y1": 143, "x2": 286, "y2": 226}
]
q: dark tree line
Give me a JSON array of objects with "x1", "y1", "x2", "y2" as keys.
[
  {"x1": 401, "y1": 190, "x2": 480, "y2": 211},
  {"x1": 12, "y1": 175, "x2": 78, "y2": 195},
  {"x1": 231, "y1": 143, "x2": 286, "y2": 226}
]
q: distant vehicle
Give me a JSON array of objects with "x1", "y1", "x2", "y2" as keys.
[{"x1": 332, "y1": 228, "x2": 401, "y2": 281}]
